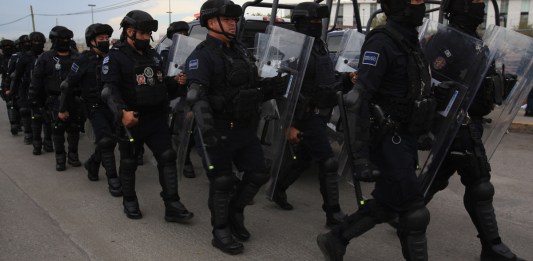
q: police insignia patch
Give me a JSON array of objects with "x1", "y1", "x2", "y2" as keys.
[
  {"x1": 144, "y1": 67, "x2": 154, "y2": 78},
  {"x1": 362, "y1": 51, "x2": 379, "y2": 66},
  {"x1": 102, "y1": 65, "x2": 109, "y2": 75},
  {"x1": 136, "y1": 74, "x2": 146, "y2": 85},
  {"x1": 189, "y1": 59, "x2": 198, "y2": 70},
  {"x1": 433, "y1": 56, "x2": 446, "y2": 70},
  {"x1": 71, "y1": 63, "x2": 79, "y2": 73},
  {"x1": 103, "y1": 56, "x2": 109, "y2": 64}
]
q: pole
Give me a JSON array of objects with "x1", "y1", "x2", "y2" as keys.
[
  {"x1": 30, "y1": 5, "x2": 36, "y2": 32},
  {"x1": 88, "y1": 4, "x2": 96, "y2": 24},
  {"x1": 167, "y1": 0, "x2": 172, "y2": 25}
]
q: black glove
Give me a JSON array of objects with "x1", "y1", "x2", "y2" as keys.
[
  {"x1": 259, "y1": 74, "x2": 289, "y2": 98},
  {"x1": 433, "y1": 81, "x2": 459, "y2": 111},
  {"x1": 353, "y1": 158, "x2": 380, "y2": 182}
]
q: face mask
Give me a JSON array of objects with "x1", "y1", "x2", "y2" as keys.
[
  {"x1": 31, "y1": 43, "x2": 44, "y2": 54},
  {"x1": 407, "y1": 3, "x2": 426, "y2": 27},
  {"x1": 297, "y1": 20, "x2": 323, "y2": 38},
  {"x1": 56, "y1": 40, "x2": 70, "y2": 52},
  {"x1": 468, "y1": 2, "x2": 486, "y2": 26},
  {"x1": 95, "y1": 41, "x2": 110, "y2": 53},
  {"x1": 133, "y1": 39, "x2": 150, "y2": 51}
]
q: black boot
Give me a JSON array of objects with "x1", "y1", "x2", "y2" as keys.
[
  {"x1": 32, "y1": 139, "x2": 42, "y2": 155},
  {"x1": 10, "y1": 123, "x2": 19, "y2": 135},
  {"x1": 123, "y1": 197, "x2": 142, "y2": 219},
  {"x1": 481, "y1": 242, "x2": 523, "y2": 261},
  {"x1": 67, "y1": 132, "x2": 81, "y2": 166},
  {"x1": 183, "y1": 164, "x2": 196, "y2": 178},
  {"x1": 212, "y1": 227, "x2": 244, "y2": 255},
  {"x1": 120, "y1": 158, "x2": 140, "y2": 219},
  {"x1": 84, "y1": 153, "x2": 100, "y2": 181},
  {"x1": 272, "y1": 187, "x2": 293, "y2": 210},
  {"x1": 326, "y1": 209, "x2": 347, "y2": 229},
  {"x1": 107, "y1": 177, "x2": 122, "y2": 197},
  {"x1": 229, "y1": 211, "x2": 250, "y2": 241},
  {"x1": 23, "y1": 132, "x2": 33, "y2": 145},
  {"x1": 317, "y1": 231, "x2": 347, "y2": 261},
  {"x1": 56, "y1": 153, "x2": 67, "y2": 171},
  {"x1": 164, "y1": 200, "x2": 194, "y2": 222}
]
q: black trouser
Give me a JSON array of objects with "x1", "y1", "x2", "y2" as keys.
[
  {"x1": 119, "y1": 112, "x2": 180, "y2": 202},
  {"x1": 87, "y1": 104, "x2": 120, "y2": 178},
  {"x1": 274, "y1": 114, "x2": 341, "y2": 213},
  {"x1": 195, "y1": 122, "x2": 269, "y2": 229},
  {"x1": 31, "y1": 106, "x2": 53, "y2": 150}
]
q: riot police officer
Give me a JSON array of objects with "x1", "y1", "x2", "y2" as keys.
[
  {"x1": 101, "y1": 10, "x2": 193, "y2": 222},
  {"x1": 30, "y1": 26, "x2": 81, "y2": 171},
  {"x1": 269, "y1": 1, "x2": 352, "y2": 228},
  {"x1": 186, "y1": 0, "x2": 285, "y2": 254},
  {"x1": 12, "y1": 34, "x2": 43, "y2": 145},
  {"x1": 317, "y1": 0, "x2": 434, "y2": 260},
  {"x1": 162, "y1": 21, "x2": 190, "y2": 67},
  {"x1": 59, "y1": 23, "x2": 122, "y2": 197},
  {"x1": 423, "y1": 1, "x2": 523, "y2": 260},
  {"x1": 0, "y1": 39, "x2": 20, "y2": 135}
]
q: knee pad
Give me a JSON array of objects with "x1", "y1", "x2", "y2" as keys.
[
  {"x1": 211, "y1": 174, "x2": 235, "y2": 191},
  {"x1": 244, "y1": 171, "x2": 270, "y2": 186},
  {"x1": 399, "y1": 206, "x2": 430, "y2": 232},
  {"x1": 321, "y1": 157, "x2": 338, "y2": 173},
  {"x1": 19, "y1": 107, "x2": 31, "y2": 118},
  {"x1": 467, "y1": 181, "x2": 495, "y2": 202},
  {"x1": 159, "y1": 149, "x2": 177, "y2": 163},
  {"x1": 97, "y1": 136, "x2": 116, "y2": 151}
]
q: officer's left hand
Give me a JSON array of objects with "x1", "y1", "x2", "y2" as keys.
[
  {"x1": 287, "y1": 127, "x2": 301, "y2": 144},
  {"x1": 58, "y1": 111, "x2": 69, "y2": 121},
  {"x1": 5, "y1": 89, "x2": 11, "y2": 96},
  {"x1": 176, "y1": 72, "x2": 187, "y2": 86},
  {"x1": 349, "y1": 71, "x2": 358, "y2": 84}
]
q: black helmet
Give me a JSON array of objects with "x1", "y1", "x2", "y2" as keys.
[
  {"x1": 29, "y1": 32, "x2": 46, "y2": 43},
  {"x1": 167, "y1": 21, "x2": 189, "y2": 38},
  {"x1": 199, "y1": 0, "x2": 243, "y2": 27},
  {"x1": 18, "y1": 34, "x2": 30, "y2": 44},
  {"x1": 85, "y1": 23, "x2": 114, "y2": 46},
  {"x1": 0, "y1": 39, "x2": 15, "y2": 49},
  {"x1": 120, "y1": 10, "x2": 158, "y2": 32},
  {"x1": 291, "y1": 2, "x2": 329, "y2": 23},
  {"x1": 49, "y1": 26, "x2": 74, "y2": 40}
]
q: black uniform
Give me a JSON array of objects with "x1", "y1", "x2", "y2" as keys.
[
  {"x1": 3, "y1": 51, "x2": 22, "y2": 135},
  {"x1": 12, "y1": 49, "x2": 36, "y2": 144},
  {"x1": 186, "y1": 34, "x2": 279, "y2": 254},
  {"x1": 101, "y1": 40, "x2": 192, "y2": 221},
  {"x1": 318, "y1": 18, "x2": 434, "y2": 261},
  {"x1": 30, "y1": 49, "x2": 80, "y2": 170},
  {"x1": 422, "y1": 1, "x2": 523, "y2": 259},
  {"x1": 271, "y1": 38, "x2": 352, "y2": 227},
  {"x1": 61, "y1": 50, "x2": 122, "y2": 196}
]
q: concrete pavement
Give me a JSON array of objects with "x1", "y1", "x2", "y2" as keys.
[{"x1": 0, "y1": 103, "x2": 532, "y2": 261}]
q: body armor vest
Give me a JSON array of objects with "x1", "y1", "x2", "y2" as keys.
[
  {"x1": 45, "y1": 54, "x2": 75, "y2": 95},
  {"x1": 201, "y1": 41, "x2": 259, "y2": 120},
  {"x1": 120, "y1": 46, "x2": 168, "y2": 111},
  {"x1": 368, "y1": 24, "x2": 434, "y2": 134},
  {"x1": 80, "y1": 52, "x2": 104, "y2": 104}
]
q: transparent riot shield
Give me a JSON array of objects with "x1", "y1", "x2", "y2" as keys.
[
  {"x1": 257, "y1": 26, "x2": 314, "y2": 199},
  {"x1": 332, "y1": 29, "x2": 366, "y2": 178},
  {"x1": 417, "y1": 20, "x2": 496, "y2": 196},
  {"x1": 481, "y1": 25, "x2": 533, "y2": 159},
  {"x1": 166, "y1": 34, "x2": 202, "y2": 77}
]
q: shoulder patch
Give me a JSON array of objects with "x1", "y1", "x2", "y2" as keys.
[
  {"x1": 102, "y1": 65, "x2": 109, "y2": 75},
  {"x1": 71, "y1": 63, "x2": 79, "y2": 73},
  {"x1": 362, "y1": 51, "x2": 379, "y2": 66},
  {"x1": 189, "y1": 59, "x2": 199, "y2": 70},
  {"x1": 103, "y1": 56, "x2": 109, "y2": 65}
]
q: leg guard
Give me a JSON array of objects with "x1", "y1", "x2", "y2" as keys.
[
  {"x1": 209, "y1": 174, "x2": 235, "y2": 228},
  {"x1": 119, "y1": 158, "x2": 138, "y2": 199},
  {"x1": 20, "y1": 107, "x2": 32, "y2": 142},
  {"x1": 31, "y1": 113, "x2": 43, "y2": 154},
  {"x1": 397, "y1": 205, "x2": 430, "y2": 261},
  {"x1": 232, "y1": 171, "x2": 269, "y2": 210},
  {"x1": 97, "y1": 136, "x2": 118, "y2": 178},
  {"x1": 319, "y1": 157, "x2": 346, "y2": 227},
  {"x1": 66, "y1": 131, "x2": 81, "y2": 166},
  {"x1": 84, "y1": 152, "x2": 100, "y2": 181},
  {"x1": 43, "y1": 122, "x2": 54, "y2": 152}
]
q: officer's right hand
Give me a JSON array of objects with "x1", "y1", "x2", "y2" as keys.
[
  {"x1": 122, "y1": 110, "x2": 139, "y2": 127},
  {"x1": 5, "y1": 89, "x2": 11, "y2": 96},
  {"x1": 287, "y1": 127, "x2": 301, "y2": 144},
  {"x1": 176, "y1": 72, "x2": 187, "y2": 86},
  {"x1": 58, "y1": 111, "x2": 69, "y2": 121},
  {"x1": 353, "y1": 158, "x2": 380, "y2": 182}
]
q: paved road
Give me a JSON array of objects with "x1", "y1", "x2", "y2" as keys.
[{"x1": 0, "y1": 104, "x2": 532, "y2": 261}]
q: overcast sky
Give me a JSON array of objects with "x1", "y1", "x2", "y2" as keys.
[{"x1": 0, "y1": 0, "x2": 301, "y2": 42}]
